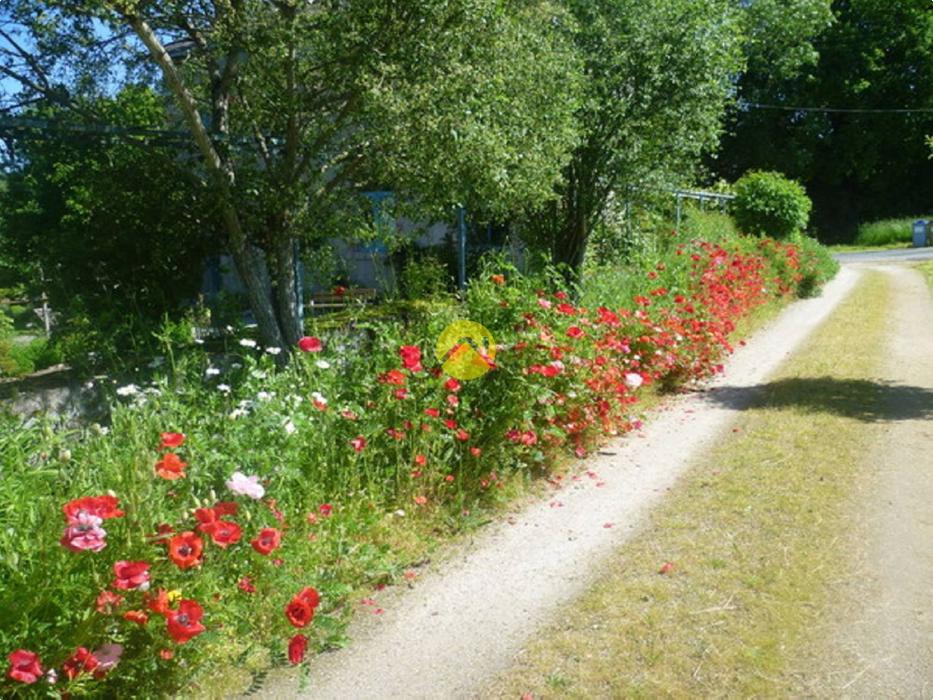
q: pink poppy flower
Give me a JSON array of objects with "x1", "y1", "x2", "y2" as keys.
[{"x1": 60, "y1": 511, "x2": 107, "y2": 552}]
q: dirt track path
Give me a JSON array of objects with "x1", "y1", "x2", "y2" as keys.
[
  {"x1": 793, "y1": 265, "x2": 933, "y2": 698},
  {"x1": 254, "y1": 269, "x2": 862, "y2": 700}
]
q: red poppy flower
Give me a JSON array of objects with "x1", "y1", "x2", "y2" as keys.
[
  {"x1": 205, "y1": 519, "x2": 242, "y2": 548},
  {"x1": 285, "y1": 598, "x2": 314, "y2": 628},
  {"x1": 298, "y1": 336, "x2": 323, "y2": 353},
  {"x1": 96, "y1": 589, "x2": 124, "y2": 615},
  {"x1": 285, "y1": 586, "x2": 320, "y2": 628},
  {"x1": 470, "y1": 447, "x2": 482, "y2": 457},
  {"x1": 318, "y1": 503, "x2": 333, "y2": 518},
  {"x1": 444, "y1": 378, "x2": 461, "y2": 392},
  {"x1": 167, "y1": 531, "x2": 203, "y2": 569},
  {"x1": 566, "y1": 326, "x2": 584, "y2": 339},
  {"x1": 238, "y1": 577, "x2": 256, "y2": 593},
  {"x1": 165, "y1": 599, "x2": 205, "y2": 644},
  {"x1": 424, "y1": 407, "x2": 440, "y2": 418},
  {"x1": 399, "y1": 345, "x2": 423, "y2": 372},
  {"x1": 144, "y1": 588, "x2": 171, "y2": 616},
  {"x1": 62, "y1": 495, "x2": 124, "y2": 522},
  {"x1": 62, "y1": 647, "x2": 100, "y2": 681},
  {"x1": 414, "y1": 454, "x2": 427, "y2": 467},
  {"x1": 288, "y1": 634, "x2": 308, "y2": 665},
  {"x1": 123, "y1": 609, "x2": 149, "y2": 625},
  {"x1": 297, "y1": 587, "x2": 320, "y2": 608},
  {"x1": 159, "y1": 432, "x2": 186, "y2": 449},
  {"x1": 155, "y1": 452, "x2": 187, "y2": 480},
  {"x1": 250, "y1": 527, "x2": 282, "y2": 555},
  {"x1": 6, "y1": 650, "x2": 42, "y2": 684},
  {"x1": 349, "y1": 436, "x2": 367, "y2": 452},
  {"x1": 455, "y1": 429, "x2": 470, "y2": 442},
  {"x1": 379, "y1": 369, "x2": 406, "y2": 386},
  {"x1": 489, "y1": 274, "x2": 505, "y2": 285},
  {"x1": 112, "y1": 560, "x2": 151, "y2": 590}
]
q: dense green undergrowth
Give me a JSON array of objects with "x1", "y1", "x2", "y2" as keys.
[{"x1": 0, "y1": 224, "x2": 837, "y2": 697}]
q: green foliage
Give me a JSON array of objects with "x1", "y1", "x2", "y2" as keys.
[
  {"x1": 397, "y1": 251, "x2": 452, "y2": 301},
  {"x1": 855, "y1": 217, "x2": 932, "y2": 247},
  {"x1": 681, "y1": 209, "x2": 740, "y2": 242},
  {"x1": 733, "y1": 171, "x2": 812, "y2": 239},
  {"x1": 0, "y1": 87, "x2": 219, "y2": 369},
  {"x1": 790, "y1": 233, "x2": 839, "y2": 298},
  {"x1": 523, "y1": 0, "x2": 744, "y2": 274},
  {"x1": 720, "y1": 0, "x2": 933, "y2": 241},
  {"x1": 0, "y1": 222, "x2": 836, "y2": 696},
  {"x1": 2, "y1": 1, "x2": 583, "y2": 349}
]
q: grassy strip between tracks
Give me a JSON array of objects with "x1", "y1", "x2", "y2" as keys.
[{"x1": 487, "y1": 271, "x2": 891, "y2": 698}]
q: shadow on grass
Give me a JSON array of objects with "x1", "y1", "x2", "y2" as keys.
[{"x1": 703, "y1": 377, "x2": 933, "y2": 422}]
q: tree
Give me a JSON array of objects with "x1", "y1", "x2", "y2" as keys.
[
  {"x1": 521, "y1": 0, "x2": 744, "y2": 279},
  {"x1": 718, "y1": 0, "x2": 933, "y2": 241},
  {"x1": 0, "y1": 87, "x2": 217, "y2": 323},
  {"x1": 1, "y1": 1, "x2": 581, "y2": 351}
]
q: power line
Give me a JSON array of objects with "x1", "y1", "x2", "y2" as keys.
[{"x1": 739, "y1": 100, "x2": 933, "y2": 114}]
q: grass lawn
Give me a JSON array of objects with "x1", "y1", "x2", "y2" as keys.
[
  {"x1": 827, "y1": 242, "x2": 909, "y2": 254},
  {"x1": 486, "y1": 271, "x2": 891, "y2": 698},
  {"x1": 918, "y1": 260, "x2": 933, "y2": 288}
]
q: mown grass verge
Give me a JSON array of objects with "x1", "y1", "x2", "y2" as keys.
[
  {"x1": 487, "y1": 271, "x2": 890, "y2": 698},
  {"x1": 918, "y1": 260, "x2": 933, "y2": 289}
]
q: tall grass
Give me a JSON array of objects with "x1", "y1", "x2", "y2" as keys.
[{"x1": 855, "y1": 216, "x2": 931, "y2": 247}]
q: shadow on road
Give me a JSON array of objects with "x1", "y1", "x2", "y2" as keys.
[{"x1": 703, "y1": 377, "x2": 933, "y2": 422}]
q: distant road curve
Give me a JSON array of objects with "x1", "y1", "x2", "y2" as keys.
[{"x1": 833, "y1": 247, "x2": 933, "y2": 264}]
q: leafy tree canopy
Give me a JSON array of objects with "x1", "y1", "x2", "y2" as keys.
[{"x1": 718, "y1": 0, "x2": 933, "y2": 241}]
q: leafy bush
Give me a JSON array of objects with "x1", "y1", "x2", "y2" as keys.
[
  {"x1": 398, "y1": 250, "x2": 452, "y2": 300},
  {"x1": 0, "y1": 227, "x2": 836, "y2": 697},
  {"x1": 791, "y1": 233, "x2": 840, "y2": 298},
  {"x1": 854, "y1": 217, "x2": 931, "y2": 247},
  {"x1": 680, "y1": 210, "x2": 739, "y2": 243},
  {"x1": 732, "y1": 171, "x2": 812, "y2": 239}
]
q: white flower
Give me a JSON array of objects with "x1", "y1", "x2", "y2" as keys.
[
  {"x1": 115, "y1": 384, "x2": 139, "y2": 397},
  {"x1": 394, "y1": 509, "x2": 406, "y2": 517},
  {"x1": 217, "y1": 383, "x2": 232, "y2": 394},
  {"x1": 315, "y1": 360, "x2": 331, "y2": 369},
  {"x1": 250, "y1": 369, "x2": 267, "y2": 380},
  {"x1": 194, "y1": 338, "x2": 205, "y2": 345},
  {"x1": 226, "y1": 471, "x2": 265, "y2": 499},
  {"x1": 624, "y1": 372, "x2": 644, "y2": 389},
  {"x1": 265, "y1": 346, "x2": 282, "y2": 356},
  {"x1": 239, "y1": 338, "x2": 257, "y2": 348},
  {"x1": 283, "y1": 420, "x2": 297, "y2": 435},
  {"x1": 205, "y1": 367, "x2": 221, "y2": 377},
  {"x1": 256, "y1": 391, "x2": 273, "y2": 402},
  {"x1": 229, "y1": 408, "x2": 247, "y2": 419}
]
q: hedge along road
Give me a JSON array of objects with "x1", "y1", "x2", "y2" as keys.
[{"x1": 249, "y1": 266, "x2": 866, "y2": 700}]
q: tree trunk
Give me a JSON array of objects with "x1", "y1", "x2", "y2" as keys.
[
  {"x1": 273, "y1": 236, "x2": 303, "y2": 348},
  {"x1": 551, "y1": 170, "x2": 588, "y2": 285},
  {"x1": 127, "y1": 13, "x2": 286, "y2": 351}
]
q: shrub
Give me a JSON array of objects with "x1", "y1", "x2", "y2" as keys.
[{"x1": 732, "y1": 171, "x2": 812, "y2": 239}]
